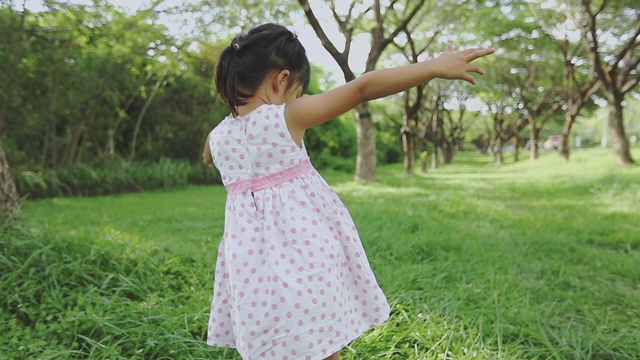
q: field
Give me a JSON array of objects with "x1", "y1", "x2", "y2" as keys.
[{"x1": 2, "y1": 149, "x2": 639, "y2": 359}]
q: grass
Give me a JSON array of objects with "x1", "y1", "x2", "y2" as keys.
[{"x1": 2, "y1": 148, "x2": 639, "y2": 359}]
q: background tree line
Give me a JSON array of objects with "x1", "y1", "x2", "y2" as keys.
[{"x1": 1, "y1": 0, "x2": 639, "y2": 220}]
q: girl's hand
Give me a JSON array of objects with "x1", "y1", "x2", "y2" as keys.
[{"x1": 434, "y1": 44, "x2": 495, "y2": 85}]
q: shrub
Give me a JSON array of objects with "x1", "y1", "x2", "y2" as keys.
[{"x1": 13, "y1": 159, "x2": 221, "y2": 199}]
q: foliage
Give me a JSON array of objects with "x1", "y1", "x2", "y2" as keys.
[
  {"x1": 0, "y1": 2, "x2": 226, "y2": 170},
  {"x1": 13, "y1": 158, "x2": 221, "y2": 199},
  {"x1": 305, "y1": 117, "x2": 357, "y2": 172}
]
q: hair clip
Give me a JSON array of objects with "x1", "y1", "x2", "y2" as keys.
[
  {"x1": 291, "y1": 33, "x2": 298, "y2": 40},
  {"x1": 232, "y1": 43, "x2": 240, "y2": 50}
]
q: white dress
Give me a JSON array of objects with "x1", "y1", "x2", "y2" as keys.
[{"x1": 206, "y1": 104, "x2": 390, "y2": 360}]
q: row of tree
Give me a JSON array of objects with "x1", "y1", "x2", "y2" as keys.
[
  {"x1": 1, "y1": 0, "x2": 638, "y2": 220},
  {"x1": 297, "y1": 0, "x2": 638, "y2": 177}
]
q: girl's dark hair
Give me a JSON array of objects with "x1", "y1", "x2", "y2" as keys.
[{"x1": 214, "y1": 23, "x2": 311, "y2": 117}]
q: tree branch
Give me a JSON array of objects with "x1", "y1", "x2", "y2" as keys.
[
  {"x1": 297, "y1": 0, "x2": 355, "y2": 81},
  {"x1": 375, "y1": 0, "x2": 427, "y2": 57},
  {"x1": 621, "y1": 76, "x2": 639, "y2": 94},
  {"x1": 613, "y1": 14, "x2": 640, "y2": 69}
]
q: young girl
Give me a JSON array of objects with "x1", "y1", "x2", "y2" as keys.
[{"x1": 203, "y1": 23, "x2": 494, "y2": 360}]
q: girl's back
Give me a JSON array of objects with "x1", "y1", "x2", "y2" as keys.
[
  {"x1": 209, "y1": 104, "x2": 307, "y2": 186},
  {"x1": 207, "y1": 103, "x2": 390, "y2": 360}
]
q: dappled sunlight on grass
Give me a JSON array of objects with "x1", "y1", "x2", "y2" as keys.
[
  {"x1": 345, "y1": 301, "x2": 519, "y2": 359},
  {"x1": 333, "y1": 181, "x2": 432, "y2": 198},
  {"x1": 95, "y1": 224, "x2": 160, "y2": 260},
  {"x1": 589, "y1": 182, "x2": 640, "y2": 215}
]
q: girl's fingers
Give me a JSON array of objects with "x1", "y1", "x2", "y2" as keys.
[
  {"x1": 447, "y1": 43, "x2": 455, "y2": 52},
  {"x1": 465, "y1": 48, "x2": 496, "y2": 61},
  {"x1": 460, "y1": 48, "x2": 481, "y2": 56},
  {"x1": 468, "y1": 65, "x2": 485, "y2": 75},
  {"x1": 463, "y1": 74, "x2": 477, "y2": 85}
]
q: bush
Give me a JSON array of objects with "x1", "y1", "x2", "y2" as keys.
[
  {"x1": 13, "y1": 159, "x2": 221, "y2": 199},
  {"x1": 309, "y1": 149, "x2": 355, "y2": 172}
]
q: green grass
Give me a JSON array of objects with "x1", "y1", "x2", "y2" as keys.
[{"x1": 2, "y1": 148, "x2": 639, "y2": 359}]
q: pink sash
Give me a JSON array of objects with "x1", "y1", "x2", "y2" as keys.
[{"x1": 226, "y1": 159, "x2": 314, "y2": 195}]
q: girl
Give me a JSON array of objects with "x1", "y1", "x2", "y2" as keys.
[{"x1": 203, "y1": 23, "x2": 494, "y2": 360}]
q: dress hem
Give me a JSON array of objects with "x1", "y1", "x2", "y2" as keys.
[{"x1": 206, "y1": 311, "x2": 391, "y2": 360}]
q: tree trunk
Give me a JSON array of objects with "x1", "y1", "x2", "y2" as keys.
[
  {"x1": 430, "y1": 149, "x2": 438, "y2": 170},
  {"x1": 0, "y1": 138, "x2": 20, "y2": 223},
  {"x1": 609, "y1": 97, "x2": 635, "y2": 166},
  {"x1": 61, "y1": 121, "x2": 85, "y2": 166},
  {"x1": 401, "y1": 123, "x2": 414, "y2": 176},
  {"x1": 421, "y1": 158, "x2": 428, "y2": 173},
  {"x1": 355, "y1": 103, "x2": 377, "y2": 182},
  {"x1": 430, "y1": 106, "x2": 443, "y2": 170},
  {"x1": 41, "y1": 123, "x2": 51, "y2": 168},
  {"x1": 560, "y1": 112, "x2": 574, "y2": 161},
  {"x1": 495, "y1": 138, "x2": 504, "y2": 165},
  {"x1": 529, "y1": 126, "x2": 539, "y2": 160},
  {"x1": 107, "y1": 128, "x2": 116, "y2": 156},
  {"x1": 418, "y1": 138, "x2": 428, "y2": 174},
  {"x1": 128, "y1": 64, "x2": 170, "y2": 163},
  {"x1": 442, "y1": 140, "x2": 453, "y2": 164}
]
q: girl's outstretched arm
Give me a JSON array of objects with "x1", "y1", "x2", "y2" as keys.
[{"x1": 285, "y1": 45, "x2": 495, "y2": 131}]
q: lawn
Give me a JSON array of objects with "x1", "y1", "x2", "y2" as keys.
[{"x1": 2, "y1": 148, "x2": 639, "y2": 359}]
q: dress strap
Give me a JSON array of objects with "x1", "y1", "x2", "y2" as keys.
[{"x1": 226, "y1": 159, "x2": 314, "y2": 195}]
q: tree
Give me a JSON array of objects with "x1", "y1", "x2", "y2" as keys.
[
  {"x1": 0, "y1": 137, "x2": 20, "y2": 223},
  {"x1": 441, "y1": 89, "x2": 480, "y2": 163},
  {"x1": 0, "y1": 3, "x2": 30, "y2": 220},
  {"x1": 558, "y1": 37, "x2": 600, "y2": 161},
  {"x1": 565, "y1": 0, "x2": 639, "y2": 166},
  {"x1": 426, "y1": 85, "x2": 446, "y2": 169},
  {"x1": 487, "y1": 104, "x2": 526, "y2": 165},
  {"x1": 297, "y1": 0, "x2": 427, "y2": 181},
  {"x1": 390, "y1": 7, "x2": 453, "y2": 175},
  {"x1": 477, "y1": 59, "x2": 528, "y2": 165}
]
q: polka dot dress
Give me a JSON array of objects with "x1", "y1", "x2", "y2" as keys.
[{"x1": 206, "y1": 104, "x2": 390, "y2": 359}]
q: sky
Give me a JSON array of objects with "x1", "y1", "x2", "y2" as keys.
[{"x1": 20, "y1": 0, "x2": 371, "y2": 85}]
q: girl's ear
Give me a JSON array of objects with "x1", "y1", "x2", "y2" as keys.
[{"x1": 273, "y1": 70, "x2": 291, "y2": 94}]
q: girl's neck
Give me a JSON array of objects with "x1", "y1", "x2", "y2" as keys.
[{"x1": 236, "y1": 98, "x2": 271, "y2": 117}]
